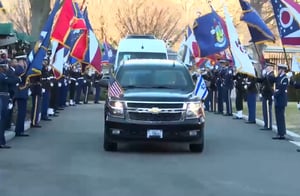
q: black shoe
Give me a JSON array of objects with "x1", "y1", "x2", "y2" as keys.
[
  {"x1": 57, "y1": 107, "x2": 64, "y2": 110},
  {"x1": 260, "y1": 128, "x2": 272, "y2": 131},
  {"x1": 41, "y1": 118, "x2": 52, "y2": 121},
  {"x1": 272, "y1": 136, "x2": 286, "y2": 140},
  {"x1": 223, "y1": 113, "x2": 233, "y2": 116},
  {"x1": 16, "y1": 133, "x2": 29, "y2": 137},
  {"x1": 245, "y1": 121, "x2": 256, "y2": 124},
  {"x1": 94, "y1": 102, "x2": 100, "y2": 104},
  {"x1": 0, "y1": 144, "x2": 11, "y2": 149},
  {"x1": 31, "y1": 124, "x2": 42, "y2": 128}
]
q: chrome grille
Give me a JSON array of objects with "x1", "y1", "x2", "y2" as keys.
[
  {"x1": 128, "y1": 112, "x2": 182, "y2": 121},
  {"x1": 126, "y1": 101, "x2": 185, "y2": 122}
]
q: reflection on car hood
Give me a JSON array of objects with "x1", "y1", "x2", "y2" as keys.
[{"x1": 122, "y1": 88, "x2": 194, "y2": 102}]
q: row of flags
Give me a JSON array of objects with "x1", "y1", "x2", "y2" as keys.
[
  {"x1": 188, "y1": 0, "x2": 300, "y2": 99},
  {"x1": 20, "y1": 0, "x2": 116, "y2": 84}
]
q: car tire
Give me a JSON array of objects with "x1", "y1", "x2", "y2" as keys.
[
  {"x1": 189, "y1": 143, "x2": 204, "y2": 153},
  {"x1": 103, "y1": 138, "x2": 118, "y2": 151},
  {"x1": 103, "y1": 123, "x2": 118, "y2": 152}
]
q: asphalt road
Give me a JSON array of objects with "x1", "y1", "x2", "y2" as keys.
[{"x1": 1, "y1": 103, "x2": 300, "y2": 196}]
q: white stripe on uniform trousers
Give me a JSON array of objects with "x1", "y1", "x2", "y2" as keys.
[
  {"x1": 228, "y1": 89, "x2": 232, "y2": 114},
  {"x1": 267, "y1": 99, "x2": 270, "y2": 128}
]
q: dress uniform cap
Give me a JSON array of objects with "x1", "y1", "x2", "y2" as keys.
[
  {"x1": 15, "y1": 54, "x2": 27, "y2": 60},
  {"x1": 278, "y1": 63, "x2": 288, "y2": 70},
  {"x1": 265, "y1": 62, "x2": 275, "y2": 67}
]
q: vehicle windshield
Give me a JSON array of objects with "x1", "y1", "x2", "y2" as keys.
[
  {"x1": 116, "y1": 52, "x2": 167, "y2": 67},
  {"x1": 116, "y1": 64, "x2": 194, "y2": 91}
]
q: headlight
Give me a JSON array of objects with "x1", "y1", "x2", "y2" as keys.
[
  {"x1": 185, "y1": 102, "x2": 205, "y2": 119},
  {"x1": 108, "y1": 100, "x2": 125, "y2": 118}
]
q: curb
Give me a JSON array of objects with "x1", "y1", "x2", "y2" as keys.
[
  {"x1": 4, "y1": 121, "x2": 31, "y2": 142},
  {"x1": 241, "y1": 114, "x2": 300, "y2": 142}
]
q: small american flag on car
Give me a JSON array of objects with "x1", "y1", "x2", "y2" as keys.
[{"x1": 108, "y1": 76, "x2": 123, "y2": 98}]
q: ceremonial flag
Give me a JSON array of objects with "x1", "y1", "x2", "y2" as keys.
[
  {"x1": 83, "y1": 8, "x2": 102, "y2": 72},
  {"x1": 0, "y1": 1, "x2": 6, "y2": 13},
  {"x1": 52, "y1": 0, "x2": 85, "y2": 43},
  {"x1": 108, "y1": 76, "x2": 123, "y2": 98},
  {"x1": 26, "y1": 0, "x2": 61, "y2": 77},
  {"x1": 185, "y1": 26, "x2": 201, "y2": 64},
  {"x1": 52, "y1": 43, "x2": 65, "y2": 78},
  {"x1": 223, "y1": 5, "x2": 256, "y2": 76},
  {"x1": 194, "y1": 75, "x2": 208, "y2": 100},
  {"x1": 193, "y1": 10, "x2": 229, "y2": 57},
  {"x1": 240, "y1": 0, "x2": 275, "y2": 43},
  {"x1": 271, "y1": 0, "x2": 300, "y2": 45},
  {"x1": 102, "y1": 38, "x2": 115, "y2": 65}
]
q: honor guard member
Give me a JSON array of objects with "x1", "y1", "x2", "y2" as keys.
[
  {"x1": 201, "y1": 68, "x2": 212, "y2": 111},
  {"x1": 5, "y1": 58, "x2": 19, "y2": 130},
  {"x1": 208, "y1": 66, "x2": 218, "y2": 113},
  {"x1": 221, "y1": 60, "x2": 234, "y2": 116},
  {"x1": 14, "y1": 55, "x2": 30, "y2": 136},
  {"x1": 68, "y1": 65, "x2": 79, "y2": 106},
  {"x1": 60, "y1": 64, "x2": 70, "y2": 107},
  {"x1": 29, "y1": 70, "x2": 42, "y2": 128},
  {"x1": 272, "y1": 64, "x2": 289, "y2": 140},
  {"x1": 257, "y1": 62, "x2": 276, "y2": 130},
  {"x1": 0, "y1": 60, "x2": 20, "y2": 148},
  {"x1": 93, "y1": 71, "x2": 103, "y2": 104},
  {"x1": 290, "y1": 73, "x2": 300, "y2": 110},
  {"x1": 233, "y1": 72, "x2": 247, "y2": 119},
  {"x1": 41, "y1": 59, "x2": 52, "y2": 121},
  {"x1": 83, "y1": 67, "x2": 93, "y2": 104},
  {"x1": 245, "y1": 74, "x2": 258, "y2": 124},
  {"x1": 215, "y1": 62, "x2": 224, "y2": 114},
  {"x1": 75, "y1": 66, "x2": 84, "y2": 104}
]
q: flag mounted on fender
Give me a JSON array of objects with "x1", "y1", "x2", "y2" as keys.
[
  {"x1": 193, "y1": 75, "x2": 208, "y2": 100},
  {"x1": 240, "y1": 0, "x2": 275, "y2": 44},
  {"x1": 270, "y1": 0, "x2": 300, "y2": 45},
  {"x1": 193, "y1": 10, "x2": 229, "y2": 57},
  {"x1": 108, "y1": 76, "x2": 123, "y2": 98}
]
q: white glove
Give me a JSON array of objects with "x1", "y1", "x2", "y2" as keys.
[
  {"x1": 42, "y1": 88, "x2": 46, "y2": 93},
  {"x1": 75, "y1": 82, "x2": 79, "y2": 86},
  {"x1": 286, "y1": 72, "x2": 293, "y2": 79},
  {"x1": 8, "y1": 103, "x2": 13, "y2": 110},
  {"x1": 58, "y1": 82, "x2": 62, "y2": 87},
  {"x1": 28, "y1": 89, "x2": 32, "y2": 96},
  {"x1": 262, "y1": 69, "x2": 266, "y2": 76},
  {"x1": 50, "y1": 83, "x2": 54, "y2": 87},
  {"x1": 259, "y1": 93, "x2": 262, "y2": 98},
  {"x1": 83, "y1": 80, "x2": 86, "y2": 83}
]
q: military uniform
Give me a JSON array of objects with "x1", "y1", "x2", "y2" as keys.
[
  {"x1": 257, "y1": 63, "x2": 276, "y2": 130},
  {"x1": 222, "y1": 64, "x2": 234, "y2": 116},
  {"x1": 273, "y1": 64, "x2": 289, "y2": 140},
  {"x1": 0, "y1": 60, "x2": 20, "y2": 148},
  {"x1": 29, "y1": 74, "x2": 42, "y2": 128},
  {"x1": 233, "y1": 73, "x2": 247, "y2": 119},
  {"x1": 245, "y1": 75, "x2": 258, "y2": 123},
  {"x1": 41, "y1": 62, "x2": 52, "y2": 120},
  {"x1": 93, "y1": 72, "x2": 103, "y2": 104},
  {"x1": 14, "y1": 56, "x2": 30, "y2": 136}
]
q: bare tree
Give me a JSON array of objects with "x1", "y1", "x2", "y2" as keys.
[
  {"x1": 29, "y1": 0, "x2": 51, "y2": 40},
  {"x1": 115, "y1": 0, "x2": 182, "y2": 43}
]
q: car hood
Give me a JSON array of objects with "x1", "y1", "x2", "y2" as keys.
[{"x1": 122, "y1": 88, "x2": 194, "y2": 102}]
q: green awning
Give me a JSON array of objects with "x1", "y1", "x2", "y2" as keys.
[
  {"x1": 0, "y1": 23, "x2": 14, "y2": 35},
  {"x1": 15, "y1": 31, "x2": 35, "y2": 43}
]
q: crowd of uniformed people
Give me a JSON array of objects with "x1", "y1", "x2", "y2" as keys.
[
  {"x1": 0, "y1": 52, "x2": 103, "y2": 149},
  {"x1": 192, "y1": 58, "x2": 300, "y2": 141}
]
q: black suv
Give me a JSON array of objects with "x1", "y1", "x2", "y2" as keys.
[{"x1": 102, "y1": 59, "x2": 205, "y2": 152}]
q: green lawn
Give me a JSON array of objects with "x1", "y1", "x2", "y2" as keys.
[{"x1": 234, "y1": 101, "x2": 300, "y2": 134}]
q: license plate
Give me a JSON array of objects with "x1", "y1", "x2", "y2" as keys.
[{"x1": 147, "y1": 129, "x2": 163, "y2": 139}]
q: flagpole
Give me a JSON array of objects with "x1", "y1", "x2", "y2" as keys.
[
  {"x1": 282, "y1": 45, "x2": 290, "y2": 69},
  {"x1": 80, "y1": 0, "x2": 87, "y2": 11}
]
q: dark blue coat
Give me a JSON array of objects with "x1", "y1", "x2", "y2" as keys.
[{"x1": 274, "y1": 74, "x2": 288, "y2": 107}]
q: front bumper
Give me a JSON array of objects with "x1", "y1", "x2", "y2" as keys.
[{"x1": 105, "y1": 116, "x2": 204, "y2": 143}]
